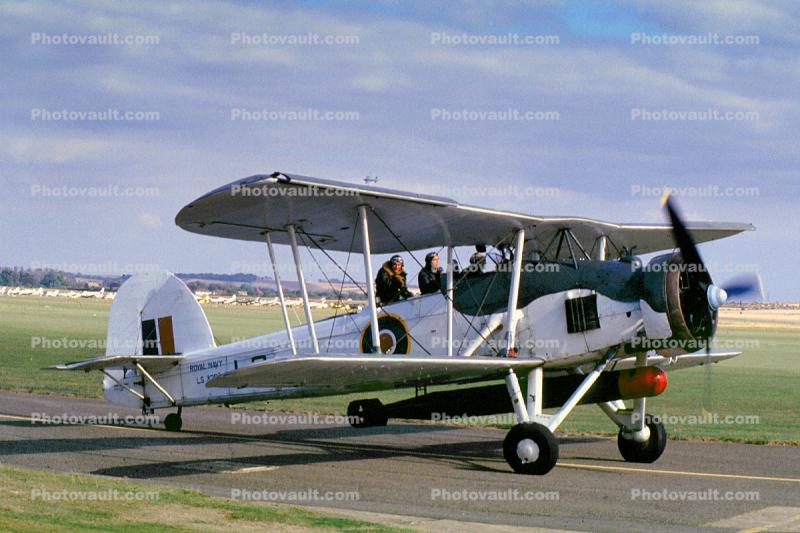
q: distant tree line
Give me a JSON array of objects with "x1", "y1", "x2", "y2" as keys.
[
  {"x1": 1, "y1": 267, "x2": 357, "y2": 298},
  {"x1": 177, "y1": 273, "x2": 259, "y2": 283},
  {"x1": 0, "y1": 267, "x2": 91, "y2": 289}
]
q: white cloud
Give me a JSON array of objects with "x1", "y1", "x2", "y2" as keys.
[
  {"x1": 137, "y1": 211, "x2": 162, "y2": 228},
  {"x1": 1, "y1": 134, "x2": 113, "y2": 163}
]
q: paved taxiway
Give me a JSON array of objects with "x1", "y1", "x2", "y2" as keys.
[{"x1": 0, "y1": 391, "x2": 798, "y2": 532}]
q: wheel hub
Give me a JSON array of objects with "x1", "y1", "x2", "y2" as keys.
[
  {"x1": 516, "y1": 438, "x2": 540, "y2": 463},
  {"x1": 622, "y1": 426, "x2": 651, "y2": 443}
]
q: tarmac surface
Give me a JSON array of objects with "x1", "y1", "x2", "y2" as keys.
[{"x1": 1, "y1": 391, "x2": 798, "y2": 532}]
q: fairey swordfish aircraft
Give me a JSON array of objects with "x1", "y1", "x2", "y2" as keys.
[{"x1": 49, "y1": 172, "x2": 759, "y2": 475}]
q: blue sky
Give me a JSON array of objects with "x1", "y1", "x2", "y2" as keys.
[{"x1": 1, "y1": 0, "x2": 797, "y2": 299}]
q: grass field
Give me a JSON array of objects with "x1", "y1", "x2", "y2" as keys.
[
  {"x1": 1, "y1": 296, "x2": 798, "y2": 444},
  {"x1": 0, "y1": 464, "x2": 405, "y2": 532}
]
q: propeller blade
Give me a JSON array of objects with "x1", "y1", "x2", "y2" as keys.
[
  {"x1": 661, "y1": 190, "x2": 706, "y2": 274},
  {"x1": 721, "y1": 273, "x2": 764, "y2": 299}
]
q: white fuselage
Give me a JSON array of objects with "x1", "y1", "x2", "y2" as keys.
[{"x1": 104, "y1": 290, "x2": 645, "y2": 409}]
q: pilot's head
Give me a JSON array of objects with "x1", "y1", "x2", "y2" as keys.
[
  {"x1": 390, "y1": 255, "x2": 404, "y2": 273},
  {"x1": 425, "y1": 252, "x2": 439, "y2": 271}
]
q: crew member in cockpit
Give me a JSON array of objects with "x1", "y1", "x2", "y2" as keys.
[
  {"x1": 418, "y1": 252, "x2": 443, "y2": 295},
  {"x1": 376, "y1": 255, "x2": 413, "y2": 304}
]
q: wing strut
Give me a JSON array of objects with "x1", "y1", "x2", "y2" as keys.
[
  {"x1": 266, "y1": 232, "x2": 296, "y2": 354},
  {"x1": 446, "y1": 246, "x2": 454, "y2": 356},
  {"x1": 135, "y1": 362, "x2": 176, "y2": 406},
  {"x1": 101, "y1": 369, "x2": 145, "y2": 401},
  {"x1": 594, "y1": 235, "x2": 608, "y2": 260},
  {"x1": 287, "y1": 224, "x2": 319, "y2": 353},
  {"x1": 358, "y1": 205, "x2": 381, "y2": 353},
  {"x1": 504, "y1": 229, "x2": 525, "y2": 356}
]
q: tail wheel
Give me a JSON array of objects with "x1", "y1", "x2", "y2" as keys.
[
  {"x1": 347, "y1": 399, "x2": 388, "y2": 428},
  {"x1": 164, "y1": 412, "x2": 182, "y2": 432},
  {"x1": 617, "y1": 418, "x2": 667, "y2": 463},
  {"x1": 503, "y1": 423, "x2": 559, "y2": 475}
]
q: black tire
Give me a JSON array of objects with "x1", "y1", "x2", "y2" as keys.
[
  {"x1": 617, "y1": 418, "x2": 667, "y2": 463},
  {"x1": 164, "y1": 412, "x2": 182, "y2": 432},
  {"x1": 347, "y1": 399, "x2": 388, "y2": 428},
  {"x1": 503, "y1": 423, "x2": 559, "y2": 475}
]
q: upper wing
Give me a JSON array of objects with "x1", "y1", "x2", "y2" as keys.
[
  {"x1": 206, "y1": 354, "x2": 543, "y2": 392},
  {"x1": 44, "y1": 355, "x2": 184, "y2": 373},
  {"x1": 175, "y1": 172, "x2": 754, "y2": 254}
]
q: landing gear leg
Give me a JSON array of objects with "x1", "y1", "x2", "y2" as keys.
[
  {"x1": 502, "y1": 348, "x2": 618, "y2": 475},
  {"x1": 599, "y1": 400, "x2": 667, "y2": 463},
  {"x1": 503, "y1": 368, "x2": 558, "y2": 475},
  {"x1": 599, "y1": 352, "x2": 667, "y2": 464}
]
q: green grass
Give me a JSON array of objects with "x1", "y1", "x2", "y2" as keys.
[
  {"x1": 0, "y1": 296, "x2": 333, "y2": 397},
  {"x1": 1, "y1": 295, "x2": 798, "y2": 444},
  {"x1": 1, "y1": 297, "x2": 111, "y2": 396},
  {"x1": 0, "y1": 464, "x2": 407, "y2": 532}
]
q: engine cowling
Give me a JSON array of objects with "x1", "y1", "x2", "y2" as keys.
[
  {"x1": 662, "y1": 252, "x2": 717, "y2": 341},
  {"x1": 639, "y1": 252, "x2": 718, "y2": 347}
]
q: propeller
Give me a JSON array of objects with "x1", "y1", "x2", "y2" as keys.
[
  {"x1": 719, "y1": 273, "x2": 765, "y2": 300},
  {"x1": 660, "y1": 190, "x2": 762, "y2": 412}
]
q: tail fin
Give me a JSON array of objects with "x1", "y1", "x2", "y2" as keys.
[{"x1": 106, "y1": 271, "x2": 215, "y2": 356}]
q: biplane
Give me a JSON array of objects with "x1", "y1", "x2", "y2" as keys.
[{"x1": 49, "y1": 172, "x2": 759, "y2": 475}]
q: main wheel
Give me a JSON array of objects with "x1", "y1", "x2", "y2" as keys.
[
  {"x1": 347, "y1": 399, "x2": 388, "y2": 428},
  {"x1": 617, "y1": 417, "x2": 666, "y2": 463},
  {"x1": 164, "y1": 412, "x2": 182, "y2": 432},
  {"x1": 503, "y1": 423, "x2": 559, "y2": 475}
]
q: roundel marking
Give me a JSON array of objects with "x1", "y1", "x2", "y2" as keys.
[{"x1": 360, "y1": 314, "x2": 410, "y2": 354}]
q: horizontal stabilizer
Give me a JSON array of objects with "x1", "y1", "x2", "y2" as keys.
[
  {"x1": 44, "y1": 355, "x2": 184, "y2": 373},
  {"x1": 206, "y1": 354, "x2": 544, "y2": 391}
]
